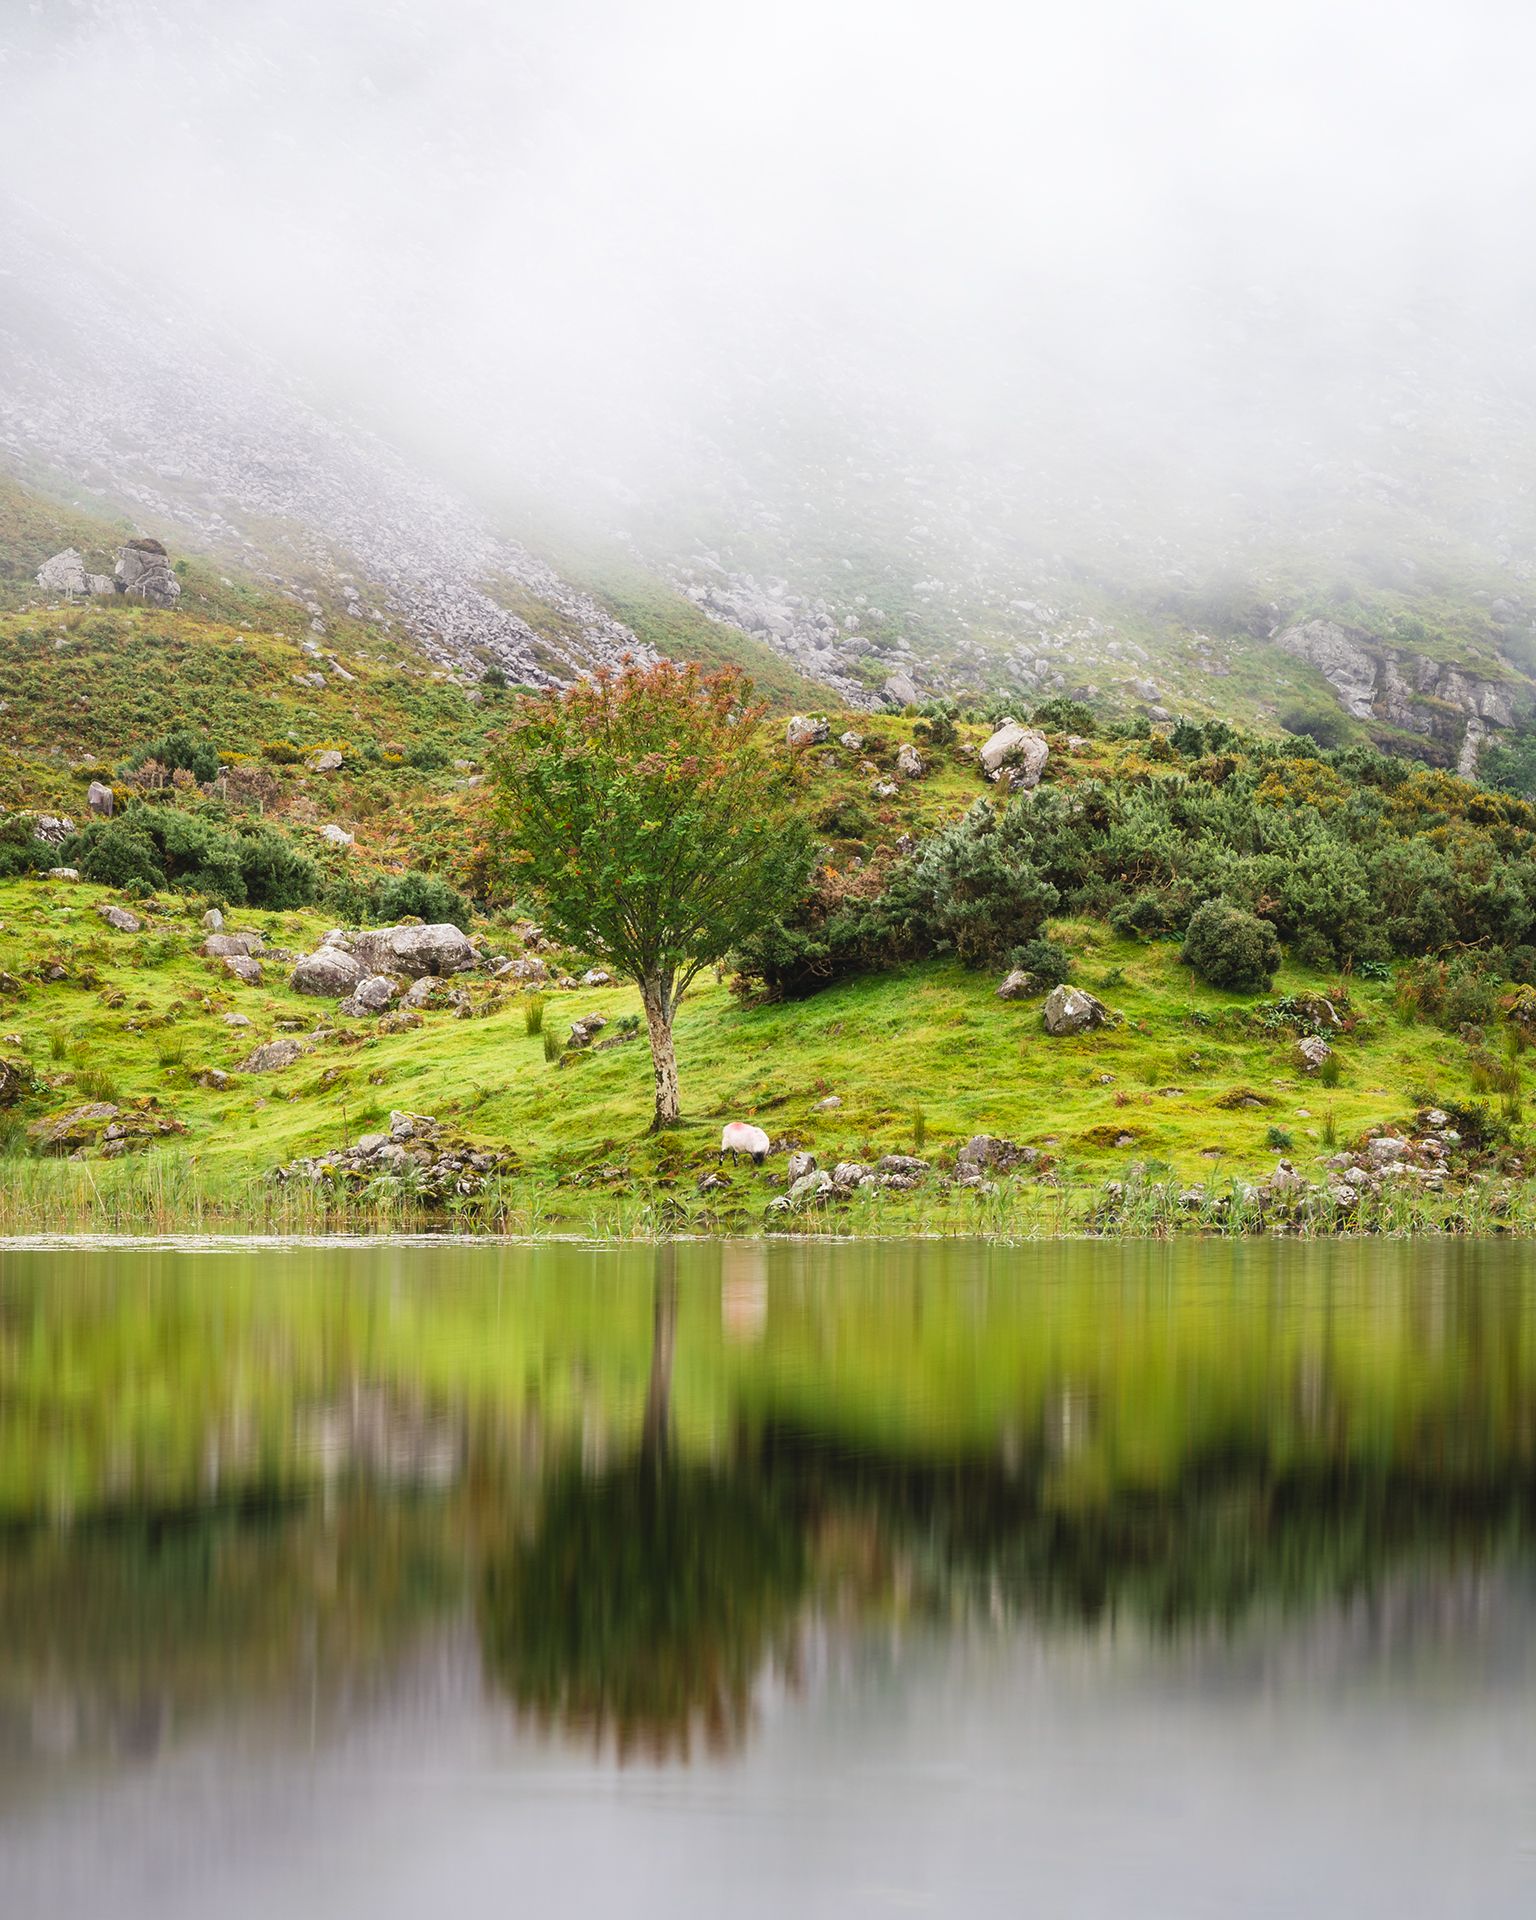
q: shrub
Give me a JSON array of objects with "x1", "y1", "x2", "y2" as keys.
[
  {"x1": 0, "y1": 814, "x2": 45, "y2": 880},
  {"x1": 366, "y1": 870, "x2": 470, "y2": 926},
  {"x1": 131, "y1": 726, "x2": 221, "y2": 785},
  {"x1": 902, "y1": 800, "x2": 1060, "y2": 967},
  {"x1": 1031, "y1": 697, "x2": 1096, "y2": 736},
  {"x1": 1181, "y1": 900, "x2": 1282, "y2": 992},
  {"x1": 815, "y1": 795, "x2": 874, "y2": 839},
  {"x1": 1110, "y1": 890, "x2": 1186, "y2": 940},
  {"x1": 1278, "y1": 701, "x2": 1351, "y2": 749},
  {"x1": 260, "y1": 740, "x2": 302, "y2": 764},
  {"x1": 524, "y1": 995, "x2": 545, "y2": 1036},
  {"x1": 1008, "y1": 935, "x2": 1073, "y2": 987},
  {"x1": 71, "y1": 819, "x2": 162, "y2": 889},
  {"x1": 1265, "y1": 1126, "x2": 1294, "y2": 1151}
]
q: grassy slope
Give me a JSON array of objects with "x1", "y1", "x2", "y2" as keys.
[{"x1": 0, "y1": 863, "x2": 1486, "y2": 1236}]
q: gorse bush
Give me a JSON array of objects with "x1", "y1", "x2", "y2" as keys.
[
  {"x1": 739, "y1": 725, "x2": 1536, "y2": 999},
  {"x1": 61, "y1": 806, "x2": 317, "y2": 908},
  {"x1": 323, "y1": 866, "x2": 471, "y2": 927},
  {"x1": 1009, "y1": 935, "x2": 1073, "y2": 987},
  {"x1": 1181, "y1": 901, "x2": 1282, "y2": 993},
  {"x1": 130, "y1": 726, "x2": 221, "y2": 785}
]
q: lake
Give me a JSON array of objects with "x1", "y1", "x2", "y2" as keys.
[{"x1": 1, "y1": 1236, "x2": 1534, "y2": 1916}]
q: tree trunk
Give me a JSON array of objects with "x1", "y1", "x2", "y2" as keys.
[
  {"x1": 641, "y1": 1246, "x2": 677, "y2": 1466},
  {"x1": 640, "y1": 978, "x2": 681, "y2": 1130}
]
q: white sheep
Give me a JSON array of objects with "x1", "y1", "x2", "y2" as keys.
[{"x1": 719, "y1": 1121, "x2": 771, "y2": 1166}]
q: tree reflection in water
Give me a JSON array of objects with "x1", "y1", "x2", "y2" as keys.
[{"x1": 478, "y1": 1248, "x2": 806, "y2": 1760}]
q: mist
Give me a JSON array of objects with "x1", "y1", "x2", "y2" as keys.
[{"x1": 6, "y1": 0, "x2": 1536, "y2": 576}]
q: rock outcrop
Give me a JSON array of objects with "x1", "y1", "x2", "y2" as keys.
[
  {"x1": 115, "y1": 538, "x2": 181, "y2": 607},
  {"x1": 1042, "y1": 984, "x2": 1112, "y2": 1035},
  {"x1": 979, "y1": 724, "x2": 1049, "y2": 788},
  {"x1": 347, "y1": 923, "x2": 475, "y2": 978}
]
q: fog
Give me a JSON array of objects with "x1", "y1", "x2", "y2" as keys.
[{"x1": 5, "y1": 0, "x2": 1536, "y2": 566}]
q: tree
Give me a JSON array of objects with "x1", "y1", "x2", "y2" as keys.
[{"x1": 489, "y1": 659, "x2": 815, "y2": 1128}]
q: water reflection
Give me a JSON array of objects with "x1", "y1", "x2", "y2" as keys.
[{"x1": 0, "y1": 1237, "x2": 1533, "y2": 1782}]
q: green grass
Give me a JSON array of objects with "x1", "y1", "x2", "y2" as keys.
[{"x1": 0, "y1": 870, "x2": 1521, "y2": 1237}]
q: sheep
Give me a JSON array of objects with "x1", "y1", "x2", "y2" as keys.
[{"x1": 719, "y1": 1121, "x2": 771, "y2": 1166}]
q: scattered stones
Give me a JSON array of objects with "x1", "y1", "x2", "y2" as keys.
[
  {"x1": 86, "y1": 780, "x2": 114, "y2": 817},
  {"x1": 271, "y1": 1109, "x2": 512, "y2": 1201},
  {"x1": 954, "y1": 1134, "x2": 1038, "y2": 1180},
  {"x1": 96, "y1": 904, "x2": 142, "y2": 933},
  {"x1": 28, "y1": 1101, "x2": 184, "y2": 1156},
  {"x1": 31, "y1": 815, "x2": 74, "y2": 846},
  {"x1": 1042, "y1": 984, "x2": 1111, "y2": 1035},
  {"x1": 239, "y1": 1037, "x2": 309, "y2": 1073}
]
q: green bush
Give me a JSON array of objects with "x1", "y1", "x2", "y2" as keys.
[
  {"x1": 0, "y1": 814, "x2": 45, "y2": 880},
  {"x1": 1008, "y1": 936, "x2": 1073, "y2": 987},
  {"x1": 1181, "y1": 900, "x2": 1282, "y2": 993},
  {"x1": 62, "y1": 808, "x2": 317, "y2": 908},
  {"x1": 366, "y1": 870, "x2": 470, "y2": 925},
  {"x1": 130, "y1": 726, "x2": 221, "y2": 785}
]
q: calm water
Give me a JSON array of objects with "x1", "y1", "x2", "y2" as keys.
[{"x1": 1, "y1": 1237, "x2": 1535, "y2": 1916}]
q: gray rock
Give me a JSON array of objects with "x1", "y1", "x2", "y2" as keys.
[
  {"x1": 1042, "y1": 985, "x2": 1111, "y2": 1035},
  {"x1": 223, "y1": 1012, "x2": 251, "y2": 1028},
  {"x1": 115, "y1": 539, "x2": 180, "y2": 608},
  {"x1": 36, "y1": 548, "x2": 90, "y2": 598},
  {"x1": 876, "y1": 1153, "x2": 930, "y2": 1177},
  {"x1": 881, "y1": 671, "x2": 920, "y2": 709},
  {"x1": 202, "y1": 908, "x2": 224, "y2": 931},
  {"x1": 205, "y1": 931, "x2": 263, "y2": 958},
  {"x1": 787, "y1": 1169, "x2": 835, "y2": 1204},
  {"x1": 996, "y1": 968, "x2": 1042, "y2": 1000},
  {"x1": 1296, "y1": 1035, "x2": 1331, "y2": 1071},
  {"x1": 812, "y1": 1094, "x2": 842, "y2": 1111},
  {"x1": 831, "y1": 1161, "x2": 868, "y2": 1188},
  {"x1": 786, "y1": 714, "x2": 830, "y2": 748},
  {"x1": 1274, "y1": 620, "x2": 1377, "y2": 719},
  {"x1": 786, "y1": 1150, "x2": 818, "y2": 1182},
  {"x1": 343, "y1": 973, "x2": 400, "y2": 1014},
  {"x1": 896, "y1": 743, "x2": 925, "y2": 780},
  {"x1": 87, "y1": 780, "x2": 114, "y2": 817},
  {"x1": 222, "y1": 955, "x2": 263, "y2": 985},
  {"x1": 32, "y1": 815, "x2": 74, "y2": 845},
  {"x1": 239, "y1": 1038, "x2": 309, "y2": 1072},
  {"x1": 319, "y1": 823, "x2": 355, "y2": 847},
  {"x1": 290, "y1": 947, "x2": 366, "y2": 996},
  {"x1": 979, "y1": 724, "x2": 1049, "y2": 788},
  {"x1": 580, "y1": 968, "x2": 612, "y2": 987},
  {"x1": 839, "y1": 731, "x2": 864, "y2": 751},
  {"x1": 96, "y1": 904, "x2": 142, "y2": 933},
  {"x1": 308, "y1": 749, "x2": 344, "y2": 773},
  {"x1": 348, "y1": 923, "x2": 475, "y2": 979},
  {"x1": 46, "y1": 867, "x2": 79, "y2": 881}
]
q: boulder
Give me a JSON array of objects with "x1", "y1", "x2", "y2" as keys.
[
  {"x1": 87, "y1": 780, "x2": 114, "y2": 817},
  {"x1": 96, "y1": 904, "x2": 142, "y2": 933},
  {"x1": 31, "y1": 815, "x2": 74, "y2": 845},
  {"x1": 786, "y1": 714, "x2": 830, "y2": 748},
  {"x1": 881, "y1": 671, "x2": 920, "y2": 710},
  {"x1": 979, "y1": 724, "x2": 1049, "y2": 788},
  {"x1": 36, "y1": 548, "x2": 90, "y2": 598},
  {"x1": 290, "y1": 947, "x2": 366, "y2": 996},
  {"x1": 503, "y1": 955, "x2": 548, "y2": 984},
  {"x1": 786, "y1": 1150, "x2": 818, "y2": 1182},
  {"x1": 567, "y1": 1012, "x2": 608, "y2": 1050},
  {"x1": 831, "y1": 1161, "x2": 868, "y2": 1189},
  {"x1": 239, "y1": 1038, "x2": 309, "y2": 1073},
  {"x1": 223, "y1": 1012, "x2": 252, "y2": 1028},
  {"x1": 1296, "y1": 1035, "x2": 1332, "y2": 1071},
  {"x1": 115, "y1": 538, "x2": 181, "y2": 608},
  {"x1": 46, "y1": 867, "x2": 80, "y2": 881},
  {"x1": 204, "y1": 931, "x2": 263, "y2": 958},
  {"x1": 339, "y1": 974, "x2": 400, "y2": 1015},
  {"x1": 202, "y1": 907, "x2": 224, "y2": 931},
  {"x1": 308, "y1": 749, "x2": 344, "y2": 773},
  {"x1": 839, "y1": 731, "x2": 864, "y2": 751},
  {"x1": 580, "y1": 968, "x2": 612, "y2": 987},
  {"x1": 1042, "y1": 985, "x2": 1111, "y2": 1035},
  {"x1": 27, "y1": 1102, "x2": 120, "y2": 1154},
  {"x1": 319, "y1": 823, "x2": 355, "y2": 847},
  {"x1": 347, "y1": 923, "x2": 475, "y2": 978},
  {"x1": 0, "y1": 1058, "x2": 31, "y2": 1106},
  {"x1": 787, "y1": 1169, "x2": 835, "y2": 1205},
  {"x1": 222, "y1": 955, "x2": 263, "y2": 985},
  {"x1": 896, "y1": 743, "x2": 925, "y2": 780},
  {"x1": 812, "y1": 1094, "x2": 842, "y2": 1111},
  {"x1": 996, "y1": 968, "x2": 1042, "y2": 1000},
  {"x1": 378, "y1": 1009, "x2": 425, "y2": 1035},
  {"x1": 955, "y1": 1134, "x2": 1037, "y2": 1177}
]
